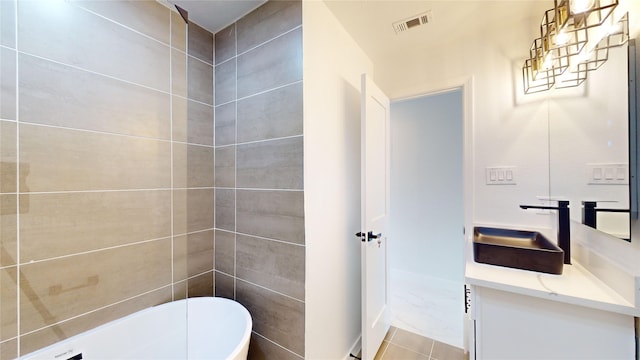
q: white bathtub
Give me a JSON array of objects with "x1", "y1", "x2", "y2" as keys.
[{"x1": 20, "y1": 297, "x2": 252, "y2": 360}]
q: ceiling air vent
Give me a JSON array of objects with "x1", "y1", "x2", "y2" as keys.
[{"x1": 392, "y1": 11, "x2": 432, "y2": 34}]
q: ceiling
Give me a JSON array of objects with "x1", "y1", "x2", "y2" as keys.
[
  {"x1": 324, "y1": 0, "x2": 552, "y2": 65},
  {"x1": 168, "y1": 0, "x2": 552, "y2": 68},
  {"x1": 169, "y1": 0, "x2": 266, "y2": 34}
]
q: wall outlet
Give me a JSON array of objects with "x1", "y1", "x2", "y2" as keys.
[
  {"x1": 587, "y1": 163, "x2": 628, "y2": 185},
  {"x1": 486, "y1": 166, "x2": 517, "y2": 185}
]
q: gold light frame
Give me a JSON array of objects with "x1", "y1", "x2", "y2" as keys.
[{"x1": 522, "y1": 0, "x2": 628, "y2": 94}]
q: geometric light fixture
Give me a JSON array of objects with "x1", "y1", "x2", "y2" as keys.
[{"x1": 522, "y1": 0, "x2": 630, "y2": 94}]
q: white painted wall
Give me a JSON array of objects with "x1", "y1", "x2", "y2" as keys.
[
  {"x1": 302, "y1": 1, "x2": 374, "y2": 358},
  {"x1": 302, "y1": 3, "x2": 640, "y2": 357},
  {"x1": 390, "y1": 91, "x2": 463, "y2": 282},
  {"x1": 371, "y1": 2, "x2": 640, "y2": 248},
  {"x1": 373, "y1": 2, "x2": 553, "y2": 232}
]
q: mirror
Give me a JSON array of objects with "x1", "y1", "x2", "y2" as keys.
[{"x1": 548, "y1": 41, "x2": 631, "y2": 241}]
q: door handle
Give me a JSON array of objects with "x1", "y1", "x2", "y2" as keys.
[{"x1": 355, "y1": 231, "x2": 383, "y2": 242}]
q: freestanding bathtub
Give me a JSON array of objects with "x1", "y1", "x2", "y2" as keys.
[{"x1": 20, "y1": 297, "x2": 252, "y2": 360}]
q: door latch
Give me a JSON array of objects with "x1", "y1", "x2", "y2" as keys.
[{"x1": 355, "y1": 231, "x2": 382, "y2": 243}]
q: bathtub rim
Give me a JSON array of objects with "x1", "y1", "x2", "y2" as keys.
[{"x1": 18, "y1": 296, "x2": 252, "y2": 360}]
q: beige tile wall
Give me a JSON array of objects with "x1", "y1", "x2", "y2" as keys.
[
  {"x1": 213, "y1": 1, "x2": 306, "y2": 358},
  {"x1": 0, "y1": 1, "x2": 215, "y2": 358}
]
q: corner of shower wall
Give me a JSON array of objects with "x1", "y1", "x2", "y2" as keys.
[{"x1": 211, "y1": 1, "x2": 306, "y2": 358}]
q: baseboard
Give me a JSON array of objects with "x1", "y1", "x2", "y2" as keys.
[{"x1": 344, "y1": 335, "x2": 361, "y2": 360}]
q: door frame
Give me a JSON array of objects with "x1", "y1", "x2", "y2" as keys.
[{"x1": 388, "y1": 76, "x2": 474, "y2": 353}]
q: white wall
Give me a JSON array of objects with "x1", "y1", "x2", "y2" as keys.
[
  {"x1": 373, "y1": 2, "x2": 553, "y2": 232},
  {"x1": 302, "y1": 1, "x2": 374, "y2": 358},
  {"x1": 390, "y1": 91, "x2": 463, "y2": 282},
  {"x1": 371, "y1": 2, "x2": 640, "y2": 246}
]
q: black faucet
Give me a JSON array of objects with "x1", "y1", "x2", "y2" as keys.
[
  {"x1": 581, "y1": 201, "x2": 629, "y2": 229},
  {"x1": 520, "y1": 200, "x2": 571, "y2": 264}
]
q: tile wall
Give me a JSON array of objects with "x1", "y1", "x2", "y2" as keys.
[
  {"x1": 0, "y1": 1, "x2": 215, "y2": 358},
  {"x1": 212, "y1": 1, "x2": 305, "y2": 359}
]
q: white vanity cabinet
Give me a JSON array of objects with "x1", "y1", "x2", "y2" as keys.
[
  {"x1": 466, "y1": 259, "x2": 639, "y2": 360},
  {"x1": 469, "y1": 285, "x2": 636, "y2": 359}
]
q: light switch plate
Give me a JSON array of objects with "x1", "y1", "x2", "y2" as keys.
[
  {"x1": 486, "y1": 166, "x2": 517, "y2": 185},
  {"x1": 587, "y1": 163, "x2": 628, "y2": 185}
]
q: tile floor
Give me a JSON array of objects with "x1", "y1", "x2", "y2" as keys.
[
  {"x1": 372, "y1": 326, "x2": 467, "y2": 360},
  {"x1": 390, "y1": 269, "x2": 463, "y2": 348}
]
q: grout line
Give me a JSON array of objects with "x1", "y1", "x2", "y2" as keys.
[
  {"x1": 183, "y1": 20, "x2": 190, "y2": 302},
  {"x1": 0, "y1": 336, "x2": 18, "y2": 345},
  {"x1": 165, "y1": 187, "x2": 215, "y2": 191},
  {"x1": 180, "y1": 228, "x2": 215, "y2": 237},
  {"x1": 17, "y1": 50, "x2": 211, "y2": 118},
  {"x1": 169, "y1": 5, "x2": 176, "y2": 302},
  {"x1": 20, "y1": 120, "x2": 212, "y2": 149},
  {"x1": 188, "y1": 52, "x2": 213, "y2": 67},
  {"x1": 213, "y1": 99, "x2": 236, "y2": 108},
  {"x1": 12, "y1": 187, "x2": 218, "y2": 196},
  {"x1": 18, "y1": 121, "x2": 174, "y2": 144},
  {"x1": 221, "y1": 187, "x2": 303, "y2": 192},
  {"x1": 213, "y1": 79, "x2": 302, "y2": 109},
  {"x1": 19, "y1": 284, "x2": 174, "y2": 338},
  {"x1": 235, "y1": 80, "x2": 303, "y2": 103},
  {"x1": 21, "y1": 188, "x2": 172, "y2": 195},
  {"x1": 172, "y1": 47, "x2": 187, "y2": 57},
  {"x1": 19, "y1": 236, "x2": 173, "y2": 266},
  {"x1": 428, "y1": 339, "x2": 435, "y2": 359},
  {"x1": 233, "y1": 19, "x2": 238, "y2": 301},
  {"x1": 235, "y1": 278, "x2": 304, "y2": 304},
  {"x1": 70, "y1": 1, "x2": 172, "y2": 49},
  {"x1": 386, "y1": 342, "x2": 430, "y2": 359},
  {"x1": 214, "y1": 54, "x2": 234, "y2": 67},
  {"x1": 0, "y1": 263, "x2": 17, "y2": 272},
  {"x1": 213, "y1": 143, "x2": 236, "y2": 149},
  {"x1": 211, "y1": 23, "x2": 217, "y2": 299},
  {"x1": 172, "y1": 140, "x2": 215, "y2": 148},
  {"x1": 17, "y1": 50, "x2": 171, "y2": 97},
  {"x1": 15, "y1": 0, "x2": 21, "y2": 353},
  {"x1": 184, "y1": 269, "x2": 214, "y2": 281},
  {"x1": 216, "y1": 133, "x2": 303, "y2": 148},
  {"x1": 235, "y1": 24, "x2": 302, "y2": 59},
  {"x1": 180, "y1": 94, "x2": 214, "y2": 108},
  {"x1": 214, "y1": 269, "x2": 233, "y2": 278},
  {"x1": 11, "y1": 47, "x2": 211, "y2": 112},
  {"x1": 232, "y1": 231, "x2": 305, "y2": 248},
  {"x1": 213, "y1": 228, "x2": 234, "y2": 236},
  {"x1": 251, "y1": 331, "x2": 305, "y2": 359}
]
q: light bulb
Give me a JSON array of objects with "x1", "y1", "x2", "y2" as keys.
[
  {"x1": 555, "y1": 31, "x2": 570, "y2": 45},
  {"x1": 570, "y1": 0, "x2": 595, "y2": 14},
  {"x1": 543, "y1": 53, "x2": 554, "y2": 69}
]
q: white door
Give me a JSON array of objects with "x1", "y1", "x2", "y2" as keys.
[{"x1": 359, "y1": 73, "x2": 391, "y2": 360}]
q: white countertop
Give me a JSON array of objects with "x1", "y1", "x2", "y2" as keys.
[{"x1": 465, "y1": 238, "x2": 640, "y2": 317}]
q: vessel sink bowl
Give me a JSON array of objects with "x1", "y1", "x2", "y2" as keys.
[{"x1": 473, "y1": 227, "x2": 564, "y2": 275}]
